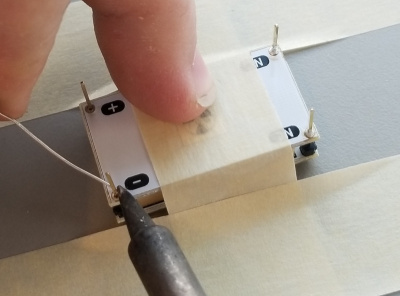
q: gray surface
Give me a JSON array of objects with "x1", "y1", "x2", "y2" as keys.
[
  {"x1": 291, "y1": 24, "x2": 400, "y2": 179},
  {"x1": 0, "y1": 24, "x2": 399, "y2": 275},
  {"x1": 0, "y1": 110, "x2": 118, "y2": 259}
]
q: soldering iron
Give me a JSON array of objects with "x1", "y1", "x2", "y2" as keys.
[{"x1": 117, "y1": 186, "x2": 206, "y2": 296}]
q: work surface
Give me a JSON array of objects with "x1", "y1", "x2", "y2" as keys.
[
  {"x1": 1, "y1": 23, "x2": 400, "y2": 294},
  {"x1": 1, "y1": 154, "x2": 400, "y2": 295}
]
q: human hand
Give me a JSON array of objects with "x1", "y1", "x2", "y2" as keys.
[{"x1": 0, "y1": 0, "x2": 215, "y2": 123}]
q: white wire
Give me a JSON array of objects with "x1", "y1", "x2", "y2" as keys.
[{"x1": 0, "y1": 112, "x2": 110, "y2": 187}]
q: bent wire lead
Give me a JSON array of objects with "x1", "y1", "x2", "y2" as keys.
[{"x1": 0, "y1": 112, "x2": 110, "y2": 187}]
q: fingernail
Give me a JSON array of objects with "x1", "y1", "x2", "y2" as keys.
[{"x1": 192, "y1": 49, "x2": 216, "y2": 108}]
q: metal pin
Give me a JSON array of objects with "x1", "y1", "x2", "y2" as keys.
[
  {"x1": 304, "y1": 108, "x2": 316, "y2": 138},
  {"x1": 80, "y1": 81, "x2": 95, "y2": 113},
  {"x1": 105, "y1": 172, "x2": 119, "y2": 200},
  {"x1": 268, "y1": 24, "x2": 280, "y2": 56}
]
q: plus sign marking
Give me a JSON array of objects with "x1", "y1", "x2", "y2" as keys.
[
  {"x1": 108, "y1": 103, "x2": 118, "y2": 113},
  {"x1": 101, "y1": 100, "x2": 126, "y2": 116}
]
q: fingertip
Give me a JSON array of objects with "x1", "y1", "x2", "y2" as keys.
[
  {"x1": 126, "y1": 50, "x2": 216, "y2": 124},
  {"x1": 0, "y1": 104, "x2": 27, "y2": 121},
  {"x1": 192, "y1": 50, "x2": 216, "y2": 109},
  {"x1": 89, "y1": 0, "x2": 216, "y2": 123},
  {"x1": 138, "y1": 52, "x2": 216, "y2": 123}
]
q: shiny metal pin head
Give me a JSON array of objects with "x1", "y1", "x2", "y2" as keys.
[
  {"x1": 268, "y1": 24, "x2": 280, "y2": 56},
  {"x1": 105, "y1": 172, "x2": 119, "y2": 200},
  {"x1": 304, "y1": 107, "x2": 316, "y2": 138}
]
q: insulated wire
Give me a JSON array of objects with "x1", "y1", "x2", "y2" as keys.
[{"x1": 0, "y1": 112, "x2": 110, "y2": 187}]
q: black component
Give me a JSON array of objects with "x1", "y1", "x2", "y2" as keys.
[
  {"x1": 300, "y1": 142, "x2": 318, "y2": 157},
  {"x1": 124, "y1": 173, "x2": 149, "y2": 190},
  {"x1": 101, "y1": 100, "x2": 125, "y2": 115},
  {"x1": 112, "y1": 205, "x2": 123, "y2": 218},
  {"x1": 118, "y1": 187, "x2": 206, "y2": 296}
]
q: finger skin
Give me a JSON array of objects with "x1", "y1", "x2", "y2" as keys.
[
  {"x1": 0, "y1": 0, "x2": 69, "y2": 119},
  {"x1": 0, "y1": 0, "x2": 214, "y2": 122},
  {"x1": 84, "y1": 0, "x2": 214, "y2": 123}
]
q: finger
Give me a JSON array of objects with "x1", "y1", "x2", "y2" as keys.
[
  {"x1": 0, "y1": 0, "x2": 69, "y2": 119},
  {"x1": 84, "y1": 0, "x2": 216, "y2": 123}
]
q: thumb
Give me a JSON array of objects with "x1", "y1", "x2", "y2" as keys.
[{"x1": 84, "y1": 0, "x2": 216, "y2": 123}]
